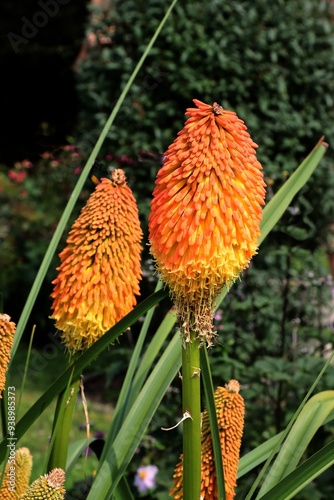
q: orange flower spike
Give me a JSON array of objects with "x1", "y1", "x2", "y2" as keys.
[
  {"x1": 170, "y1": 380, "x2": 245, "y2": 500},
  {"x1": 149, "y1": 99, "x2": 266, "y2": 345},
  {"x1": 51, "y1": 169, "x2": 143, "y2": 354},
  {"x1": 201, "y1": 380, "x2": 245, "y2": 500},
  {"x1": 0, "y1": 314, "x2": 16, "y2": 398}
]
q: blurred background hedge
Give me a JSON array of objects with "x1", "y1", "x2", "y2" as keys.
[{"x1": 1, "y1": 1, "x2": 334, "y2": 498}]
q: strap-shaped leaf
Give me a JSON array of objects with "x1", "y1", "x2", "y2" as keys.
[
  {"x1": 201, "y1": 348, "x2": 226, "y2": 500},
  {"x1": 258, "y1": 440, "x2": 334, "y2": 500},
  {"x1": 203, "y1": 139, "x2": 327, "y2": 499},
  {"x1": 259, "y1": 136, "x2": 327, "y2": 244},
  {"x1": 256, "y1": 390, "x2": 334, "y2": 497},
  {"x1": 0, "y1": 289, "x2": 168, "y2": 464},
  {"x1": 238, "y1": 432, "x2": 284, "y2": 478},
  {"x1": 87, "y1": 333, "x2": 182, "y2": 499},
  {"x1": 66, "y1": 438, "x2": 95, "y2": 476}
]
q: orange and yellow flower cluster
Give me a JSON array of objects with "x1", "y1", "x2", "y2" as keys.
[
  {"x1": 149, "y1": 100, "x2": 266, "y2": 344},
  {"x1": 51, "y1": 169, "x2": 142, "y2": 354}
]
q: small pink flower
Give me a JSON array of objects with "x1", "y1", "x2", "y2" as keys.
[
  {"x1": 74, "y1": 167, "x2": 82, "y2": 175},
  {"x1": 118, "y1": 154, "x2": 134, "y2": 166},
  {"x1": 87, "y1": 32, "x2": 97, "y2": 47},
  {"x1": 8, "y1": 170, "x2": 27, "y2": 183},
  {"x1": 214, "y1": 309, "x2": 223, "y2": 321},
  {"x1": 134, "y1": 465, "x2": 158, "y2": 494},
  {"x1": 21, "y1": 159, "x2": 33, "y2": 168},
  {"x1": 41, "y1": 152, "x2": 53, "y2": 159},
  {"x1": 51, "y1": 160, "x2": 61, "y2": 167}
]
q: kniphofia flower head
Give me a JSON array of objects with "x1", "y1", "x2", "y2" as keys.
[
  {"x1": 149, "y1": 100, "x2": 266, "y2": 345},
  {"x1": 0, "y1": 314, "x2": 16, "y2": 398},
  {"x1": 21, "y1": 468, "x2": 66, "y2": 500},
  {"x1": 0, "y1": 447, "x2": 32, "y2": 499},
  {"x1": 51, "y1": 169, "x2": 142, "y2": 354},
  {"x1": 171, "y1": 380, "x2": 245, "y2": 500}
]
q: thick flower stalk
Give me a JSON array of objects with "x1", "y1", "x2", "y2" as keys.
[
  {"x1": 0, "y1": 314, "x2": 16, "y2": 398},
  {"x1": 149, "y1": 99, "x2": 266, "y2": 345},
  {"x1": 51, "y1": 169, "x2": 143, "y2": 353},
  {"x1": 171, "y1": 380, "x2": 245, "y2": 500},
  {"x1": 0, "y1": 447, "x2": 32, "y2": 499},
  {"x1": 20, "y1": 468, "x2": 66, "y2": 499}
]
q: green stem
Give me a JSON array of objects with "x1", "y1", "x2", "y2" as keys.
[
  {"x1": 182, "y1": 333, "x2": 201, "y2": 500},
  {"x1": 47, "y1": 377, "x2": 80, "y2": 471}
]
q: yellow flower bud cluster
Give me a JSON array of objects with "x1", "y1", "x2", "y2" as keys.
[
  {"x1": 0, "y1": 314, "x2": 16, "y2": 398},
  {"x1": 0, "y1": 448, "x2": 32, "y2": 499},
  {"x1": 20, "y1": 468, "x2": 65, "y2": 499}
]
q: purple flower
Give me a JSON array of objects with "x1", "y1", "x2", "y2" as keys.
[{"x1": 134, "y1": 465, "x2": 158, "y2": 494}]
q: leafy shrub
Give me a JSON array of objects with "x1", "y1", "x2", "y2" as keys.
[{"x1": 75, "y1": 0, "x2": 334, "y2": 240}]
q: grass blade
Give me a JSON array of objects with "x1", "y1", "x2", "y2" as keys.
[
  {"x1": 259, "y1": 137, "x2": 327, "y2": 244},
  {"x1": 0, "y1": 289, "x2": 168, "y2": 464},
  {"x1": 245, "y1": 351, "x2": 334, "y2": 500},
  {"x1": 100, "y1": 280, "x2": 164, "y2": 460},
  {"x1": 132, "y1": 308, "x2": 177, "y2": 396},
  {"x1": 256, "y1": 390, "x2": 334, "y2": 497},
  {"x1": 237, "y1": 432, "x2": 284, "y2": 478},
  {"x1": 66, "y1": 438, "x2": 95, "y2": 476},
  {"x1": 201, "y1": 347, "x2": 226, "y2": 500},
  {"x1": 258, "y1": 440, "x2": 334, "y2": 500},
  {"x1": 87, "y1": 333, "x2": 182, "y2": 499}
]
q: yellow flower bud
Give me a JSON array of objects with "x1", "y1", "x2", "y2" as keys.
[
  {"x1": 0, "y1": 314, "x2": 16, "y2": 398},
  {"x1": 20, "y1": 468, "x2": 65, "y2": 499},
  {"x1": 0, "y1": 447, "x2": 32, "y2": 499}
]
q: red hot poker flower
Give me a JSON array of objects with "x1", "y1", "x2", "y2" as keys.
[
  {"x1": 149, "y1": 99, "x2": 266, "y2": 345},
  {"x1": 51, "y1": 169, "x2": 142, "y2": 354},
  {"x1": 0, "y1": 314, "x2": 16, "y2": 398},
  {"x1": 171, "y1": 380, "x2": 245, "y2": 500}
]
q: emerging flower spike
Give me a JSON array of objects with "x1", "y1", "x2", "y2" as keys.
[
  {"x1": 0, "y1": 314, "x2": 16, "y2": 398},
  {"x1": 0, "y1": 447, "x2": 32, "y2": 499},
  {"x1": 51, "y1": 169, "x2": 143, "y2": 354},
  {"x1": 21, "y1": 468, "x2": 66, "y2": 499},
  {"x1": 149, "y1": 100, "x2": 266, "y2": 345},
  {"x1": 170, "y1": 380, "x2": 245, "y2": 500}
]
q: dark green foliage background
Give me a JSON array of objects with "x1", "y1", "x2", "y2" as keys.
[
  {"x1": 76, "y1": 0, "x2": 334, "y2": 243},
  {"x1": 73, "y1": 1, "x2": 334, "y2": 497}
]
